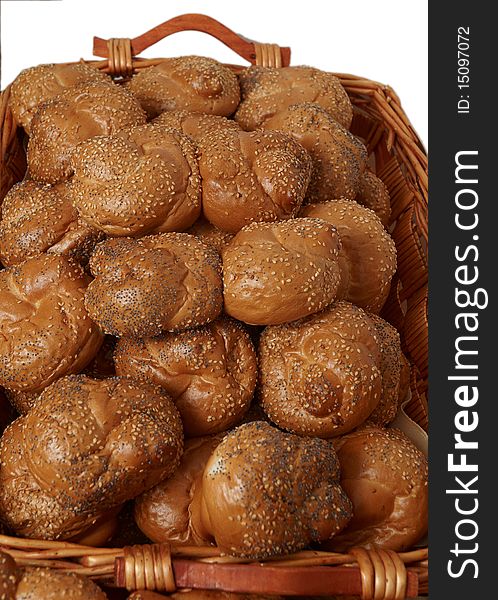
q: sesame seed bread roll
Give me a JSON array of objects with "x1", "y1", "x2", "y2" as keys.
[
  {"x1": 153, "y1": 109, "x2": 241, "y2": 142},
  {"x1": 366, "y1": 314, "x2": 403, "y2": 426},
  {"x1": 115, "y1": 317, "x2": 257, "y2": 437},
  {"x1": 300, "y1": 199, "x2": 397, "y2": 313},
  {"x1": 3, "y1": 389, "x2": 39, "y2": 415},
  {"x1": 187, "y1": 217, "x2": 234, "y2": 255},
  {"x1": 263, "y1": 103, "x2": 368, "y2": 202},
  {"x1": 0, "y1": 254, "x2": 103, "y2": 394},
  {"x1": 126, "y1": 56, "x2": 240, "y2": 119},
  {"x1": 197, "y1": 421, "x2": 352, "y2": 558},
  {"x1": 0, "y1": 375, "x2": 183, "y2": 540},
  {"x1": 326, "y1": 426, "x2": 428, "y2": 552},
  {"x1": 0, "y1": 549, "x2": 18, "y2": 600},
  {"x1": 9, "y1": 62, "x2": 110, "y2": 134},
  {"x1": 222, "y1": 218, "x2": 342, "y2": 325},
  {"x1": 235, "y1": 66, "x2": 353, "y2": 131},
  {"x1": 85, "y1": 234, "x2": 223, "y2": 337},
  {"x1": 199, "y1": 129, "x2": 312, "y2": 233},
  {"x1": 259, "y1": 301, "x2": 382, "y2": 438},
  {"x1": 16, "y1": 568, "x2": 108, "y2": 599},
  {"x1": 134, "y1": 434, "x2": 224, "y2": 545},
  {"x1": 356, "y1": 169, "x2": 391, "y2": 227},
  {"x1": 27, "y1": 81, "x2": 146, "y2": 185},
  {"x1": 0, "y1": 180, "x2": 103, "y2": 267},
  {"x1": 70, "y1": 124, "x2": 201, "y2": 237}
]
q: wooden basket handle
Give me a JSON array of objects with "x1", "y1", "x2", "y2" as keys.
[{"x1": 93, "y1": 13, "x2": 291, "y2": 77}]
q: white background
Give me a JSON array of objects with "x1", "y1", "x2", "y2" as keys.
[{"x1": 0, "y1": 0, "x2": 428, "y2": 146}]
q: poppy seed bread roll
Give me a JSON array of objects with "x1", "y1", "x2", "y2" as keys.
[
  {"x1": 0, "y1": 180, "x2": 103, "y2": 267},
  {"x1": 16, "y1": 567, "x2": 108, "y2": 599},
  {"x1": 259, "y1": 301, "x2": 382, "y2": 438},
  {"x1": 0, "y1": 375, "x2": 183, "y2": 540},
  {"x1": 263, "y1": 103, "x2": 367, "y2": 202},
  {"x1": 126, "y1": 56, "x2": 240, "y2": 119},
  {"x1": 70, "y1": 124, "x2": 201, "y2": 237},
  {"x1": 153, "y1": 110, "x2": 240, "y2": 142},
  {"x1": 356, "y1": 170, "x2": 391, "y2": 227},
  {"x1": 115, "y1": 317, "x2": 257, "y2": 437},
  {"x1": 9, "y1": 62, "x2": 110, "y2": 134},
  {"x1": 0, "y1": 254, "x2": 103, "y2": 394},
  {"x1": 366, "y1": 314, "x2": 402, "y2": 426},
  {"x1": 222, "y1": 218, "x2": 341, "y2": 325},
  {"x1": 85, "y1": 234, "x2": 223, "y2": 337},
  {"x1": 327, "y1": 426, "x2": 428, "y2": 551},
  {"x1": 235, "y1": 66, "x2": 353, "y2": 131},
  {"x1": 197, "y1": 421, "x2": 352, "y2": 558},
  {"x1": 199, "y1": 129, "x2": 312, "y2": 233},
  {"x1": 300, "y1": 199, "x2": 396, "y2": 313},
  {"x1": 134, "y1": 434, "x2": 223, "y2": 545}
]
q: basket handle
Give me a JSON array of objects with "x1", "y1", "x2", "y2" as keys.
[{"x1": 93, "y1": 13, "x2": 291, "y2": 77}]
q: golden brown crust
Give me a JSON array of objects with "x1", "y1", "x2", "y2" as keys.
[
  {"x1": 70, "y1": 124, "x2": 201, "y2": 237},
  {"x1": 3, "y1": 389, "x2": 38, "y2": 415},
  {"x1": 153, "y1": 110, "x2": 240, "y2": 142},
  {"x1": 328, "y1": 426, "x2": 428, "y2": 551},
  {"x1": 134, "y1": 434, "x2": 223, "y2": 545},
  {"x1": 16, "y1": 567, "x2": 108, "y2": 599},
  {"x1": 0, "y1": 375, "x2": 183, "y2": 540},
  {"x1": 85, "y1": 234, "x2": 223, "y2": 337},
  {"x1": 187, "y1": 217, "x2": 234, "y2": 255},
  {"x1": 199, "y1": 129, "x2": 312, "y2": 233},
  {"x1": 235, "y1": 66, "x2": 353, "y2": 131},
  {"x1": 115, "y1": 317, "x2": 257, "y2": 437},
  {"x1": 0, "y1": 254, "x2": 103, "y2": 394},
  {"x1": 264, "y1": 103, "x2": 367, "y2": 201},
  {"x1": 259, "y1": 302, "x2": 382, "y2": 438},
  {"x1": 222, "y1": 218, "x2": 341, "y2": 325},
  {"x1": 126, "y1": 56, "x2": 240, "y2": 119},
  {"x1": 356, "y1": 170, "x2": 391, "y2": 227},
  {"x1": 199, "y1": 421, "x2": 352, "y2": 558},
  {"x1": 0, "y1": 180, "x2": 103, "y2": 267},
  {"x1": 27, "y1": 81, "x2": 146, "y2": 185},
  {"x1": 366, "y1": 314, "x2": 402, "y2": 426},
  {"x1": 300, "y1": 199, "x2": 397, "y2": 313},
  {"x1": 0, "y1": 549, "x2": 18, "y2": 599},
  {"x1": 9, "y1": 63, "x2": 110, "y2": 134}
]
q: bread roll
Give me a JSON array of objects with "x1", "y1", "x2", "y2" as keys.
[
  {"x1": 0, "y1": 180, "x2": 103, "y2": 267},
  {"x1": 70, "y1": 124, "x2": 201, "y2": 237},
  {"x1": 16, "y1": 568, "x2": 108, "y2": 599},
  {"x1": 328, "y1": 426, "x2": 428, "y2": 551},
  {"x1": 0, "y1": 549, "x2": 18, "y2": 599},
  {"x1": 366, "y1": 314, "x2": 402, "y2": 426},
  {"x1": 187, "y1": 217, "x2": 234, "y2": 255},
  {"x1": 115, "y1": 317, "x2": 257, "y2": 436},
  {"x1": 134, "y1": 434, "x2": 223, "y2": 545},
  {"x1": 154, "y1": 110, "x2": 240, "y2": 142},
  {"x1": 300, "y1": 199, "x2": 396, "y2": 313},
  {"x1": 85, "y1": 234, "x2": 222, "y2": 337},
  {"x1": 27, "y1": 81, "x2": 146, "y2": 184},
  {"x1": 3, "y1": 389, "x2": 39, "y2": 415},
  {"x1": 199, "y1": 129, "x2": 311, "y2": 233},
  {"x1": 126, "y1": 56, "x2": 240, "y2": 119},
  {"x1": 0, "y1": 375, "x2": 183, "y2": 540},
  {"x1": 263, "y1": 103, "x2": 367, "y2": 201},
  {"x1": 356, "y1": 170, "x2": 391, "y2": 227},
  {"x1": 9, "y1": 63, "x2": 110, "y2": 134},
  {"x1": 0, "y1": 254, "x2": 103, "y2": 394},
  {"x1": 222, "y1": 218, "x2": 341, "y2": 325},
  {"x1": 259, "y1": 301, "x2": 382, "y2": 437},
  {"x1": 198, "y1": 421, "x2": 352, "y2": 558},
  {"x1": 235, "y1": 66, "x2": 352, "y2": 130}
]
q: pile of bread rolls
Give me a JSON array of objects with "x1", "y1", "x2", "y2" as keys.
[{"x1": 0, "y1": 55, "x2": 427, "y2": 596}]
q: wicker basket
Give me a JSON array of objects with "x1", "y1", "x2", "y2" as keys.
[{"x1": 0, "y1": 13, "x2": 428, "y2": 600}]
